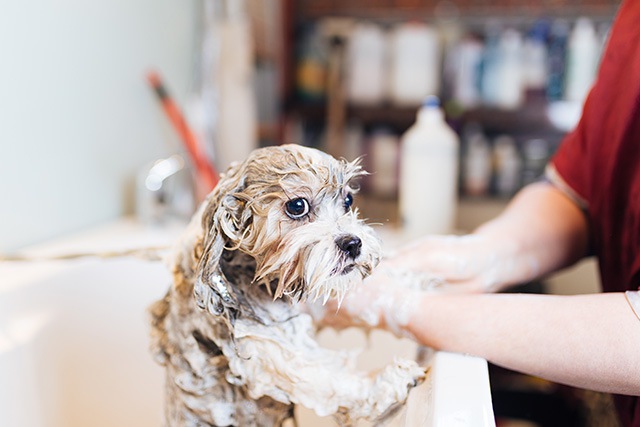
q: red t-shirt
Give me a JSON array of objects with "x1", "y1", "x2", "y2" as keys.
[{"x1": 548, "y1": 0, "x2": 640, "y2": 425}]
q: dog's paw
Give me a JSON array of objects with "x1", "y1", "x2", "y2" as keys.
[
  {"x1": 365, "y1": 358, "x2": 427, "y2": 420},
  {"x1": 377, "y1": 358, "x2": 427, "y2": 392}
]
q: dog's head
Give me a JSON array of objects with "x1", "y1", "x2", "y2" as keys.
[{"x1": 195, "y1": 144, "x2": 381, "y2": 307}]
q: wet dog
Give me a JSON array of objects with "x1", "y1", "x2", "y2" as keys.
[{"x1": 149, "y1": 144, "x2": 425, "y2": 426}]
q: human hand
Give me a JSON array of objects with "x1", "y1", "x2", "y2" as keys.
[
  {"x1": 310, "y1": 232, "x2": 540, "y2": 336},
  {"x1": 383, "y1": 234, "x2": 540, "y2": 293},
  {"x1": 309, "y1": 267, "x2": 432, "y2": 338}
]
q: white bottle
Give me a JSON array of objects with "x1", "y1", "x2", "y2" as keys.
[
  {"x1": 389, "y1": 23, "x2": 441, "y2": 106},
  {"x1": 495, "y1": 28, "x2": 524, "y2": 110},
  {"x1": 564, "y1": 17, "x2": 599, "y2": 104},
  {"x1": 480, "y1": 22, "x2": 502, "y2": 106},
  {"x1": 369, "y1": 128, "x2": 400, "y2": 198},
  {"x1": 493, "y1": 135, "x2": 522, "y2": 197},
  {"x1": 462, "y1": 126, "x2": 492, "y2": 197},
  {"x1": 448, "y1": 36, "x2": 484, "y2": 109},
  {"x1": 346, "y1": 23, "x2": 387, "y2": 105},
  {"x1": 399, "y1": 96, "x2": 459, "y2": 236},
  {"x1": 522, "y1": 23, "x2": 549, "y2": 92}
]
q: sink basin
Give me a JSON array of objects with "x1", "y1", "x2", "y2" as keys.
[{"x1": 0, "y1": 219, "x2": 494, "y2": 426}]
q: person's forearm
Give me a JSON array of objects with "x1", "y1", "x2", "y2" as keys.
[
  {"x1": 407, "y1": 292, "x2": 640, "y2": 395},
  {"x1": 473, "y1": 182, "x2": 589, "y2": 288}
]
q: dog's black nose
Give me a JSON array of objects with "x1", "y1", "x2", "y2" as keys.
[{"x1": 336, "y1": 235, "x2": 362, "y2": 259}]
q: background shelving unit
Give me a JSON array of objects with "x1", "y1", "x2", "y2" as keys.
[
  {"x1": 254, "y1": 3, "x2": 610, "y2": 424},
  {"x1": 275, "y1": 0, "x2": 619, "y2": 224}
]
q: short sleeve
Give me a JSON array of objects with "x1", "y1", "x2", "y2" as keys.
[
  {"x1": 625, "y1": 291, "x2": 640, "y2": 322},
  {"x1": 545, "y1": 118, "x2": 590, "y2": 211},
  {"x1": 546, "y1": 0, "x2": 640, "y2": 215}
]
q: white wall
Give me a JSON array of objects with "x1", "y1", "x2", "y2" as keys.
[{"x1": 0, "y1": 0, "x2": 196, "y2": 251}]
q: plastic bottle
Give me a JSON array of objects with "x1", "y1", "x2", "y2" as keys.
[
  {"x1": 480, "y1": 22, "x2": 502, "y2": 106},
  {"x1": 389, "y1": 23, "x2": 441, "y2": 106},
  {"x1": 399, "y1": 96, "x2": 459, "y2": 236},
  {"x1": 296, "y1": 25, "x2": 327, "y2": 101},
  {"x1": 447, "y1": 36, "x2": 484, "y2": 109},
  {"x1": 368, "y1": 128, "x2": 400, "y2": 198},
  {"x1": 343, "y1": 121, "x2": 364, "y2": 162},
  {"x1": 493, "y1": 135, "x2": 522, "y2": 197},
  {"x1": 564, "y1": 18, "x2": 598, "y2": 104},
  {"x1": 522, "y1": 20, "x2": 549, "y2": 93},
  {"x1": 345, "y1": 23, "x2": 387, "y2": 105},
  {"x1": 521, "y1": 138, "x2": 550, "y2": 186},
  {"x1": 462, "y1": 124, "x2": 492, "y2": 197},
  {"x1": 546, "y1": 19, "x2": 570, "y2": 101},
  {"x1": 495, "y1": 28, "x2": 524, "y2": 110}
]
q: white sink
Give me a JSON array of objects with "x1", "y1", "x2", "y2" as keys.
[{"x1": 0, "y1": 219, "x2": 494, "y2": 426}]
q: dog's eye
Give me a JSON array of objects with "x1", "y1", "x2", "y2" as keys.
[
  {"x1": 285, "y1": 198, "x2": 310, "y2": 219},
  {"x1": 344, "y1": 193, "x2": 353, "y2": 211}
]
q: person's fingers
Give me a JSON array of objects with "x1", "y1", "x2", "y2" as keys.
[
  {"x1": 385, "y1": 247, "x2": 487, "y2": 282},
  {"x1": 383, "y1": 234, "x2": 518, "y2": 288}
]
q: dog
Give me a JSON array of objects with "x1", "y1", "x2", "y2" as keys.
[{"x1": 149, "y1": 144, "x2": 426, "y2": 426}]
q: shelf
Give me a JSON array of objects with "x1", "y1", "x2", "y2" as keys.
[
  {"x1": 288, "y1": 100, "x2": 567, "y2": 137},
  {"x1": 289, "y1": 101, "x2": 416, "y2": 130},
  {"x1": 457, "y1": 102, "x2": 563, "y2": 136},
  {"x1": 355, "y1": 193, "x2": 511, "y2": 231},
  {"x1": 295, "y1": 0, "x2": 619, "y2": 24}
]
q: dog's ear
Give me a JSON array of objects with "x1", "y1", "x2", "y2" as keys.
[
  {"x1": 193, "y1": 161, "x2": 247, "y2": 321},
  {"x1": 197, "y1": 160, "x2": 248, "y2": 269}
]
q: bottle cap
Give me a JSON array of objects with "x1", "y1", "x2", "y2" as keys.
[{"x1": 422, "y1": 95, "x2": 440, "y2": 108}]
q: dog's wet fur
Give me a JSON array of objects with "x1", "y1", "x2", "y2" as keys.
[{"x1": 150, "y1": 145, "x2": 425, "y2": 426}]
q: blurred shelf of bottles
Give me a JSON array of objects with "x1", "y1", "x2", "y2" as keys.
[
  {"x1": 289, "y1": 118, "x2": 558, "y2": 202},
  {"x1": 295, "y1": 0, "x2": 619, "y2": 23},
  {"x1": 283, "y1": 1, "x2": 615, "y2": 200}
]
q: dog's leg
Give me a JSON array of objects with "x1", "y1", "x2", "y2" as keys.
[{"x1": 221, "y1": 313, "x2": 426, "y2": 425}]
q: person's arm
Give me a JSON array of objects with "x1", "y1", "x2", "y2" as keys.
[
  {"x1": 323, "y1": 276, "x2": 640, "y2": 395},
  {"x1": 473, "y1": 180, "x2": 590, "y2": 287},
  {"x1": 321, "y1": 181, "x2": 591, "y2": 330},
  {"x1": 383, "y1": 181, "x2": 590, "y2": 292},
  {"x1": 407, "y1": 291, "x2": 640, "y2": 396},
  {"x1": 319, "y1": 181, "x2": 640, "y2": 395},
  {"x1": 322, "y1": 273, "x2": 640, "y2": 395}
]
